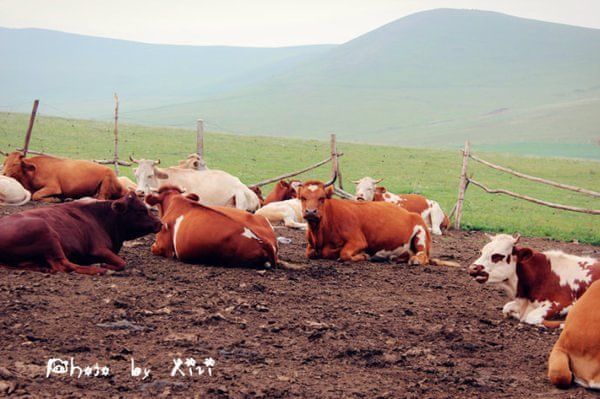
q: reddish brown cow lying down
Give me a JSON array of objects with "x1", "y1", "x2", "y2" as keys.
[
  {"x1": 2, "y1": 151, "x2": 126, "y2": 202},
  {"x1": 0, "y1": 192, "x2": 162, "y2": 275},
  {"x1": 146, "y1": 186, "x2": 278, "y2": 267},
  {"x1": 469, "y1": 234, "x2": 600, "y2": 327}
]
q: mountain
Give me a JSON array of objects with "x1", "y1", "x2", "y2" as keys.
[
  {"x1": 1, "y1": 9, "x2": 599, "y2": 158},
  {"x1": 0, "y1": 27, "x2": 333, "y2": 116}
]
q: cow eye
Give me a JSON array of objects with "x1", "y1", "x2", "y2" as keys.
[{"x1": 491, "y1": 254, "x2": 505, "y2": 263}]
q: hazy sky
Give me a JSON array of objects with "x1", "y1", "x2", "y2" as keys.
[{"x1": 1, "y1": 0, "x2": 599, "y2": 47}]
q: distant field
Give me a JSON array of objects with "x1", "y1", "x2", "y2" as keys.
[{"x1": 1, "y1": 112, "x2": 599, "y2": 244}]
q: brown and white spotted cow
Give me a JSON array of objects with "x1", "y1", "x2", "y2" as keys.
[
  {"x1": 468, "y1": 234, "x2": 600, "y2": 327},
  {"x1": 352, "y1": 177, "x2": 449, "y2": 235}
]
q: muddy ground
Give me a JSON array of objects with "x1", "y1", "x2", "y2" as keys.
[{"x1": 0, "y1": 202, "x2": 599, "y2": 398}]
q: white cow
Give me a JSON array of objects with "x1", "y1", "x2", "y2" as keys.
[
  {"x1": 130, "y1": 157, "x2": 260, "y2": 212},
  {"x1": 0, "y1": 175, "x2": 31, "y2": 206},
  {"x1": 255, "y1": 199, "x2": 307, "y2": 230}
]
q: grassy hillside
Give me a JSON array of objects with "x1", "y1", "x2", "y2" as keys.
[
  {"x1": 1, "y1": 112, "x2": 598, "y2": 244},
  {"x1": 121, "y1": 9, "x2": 600, "y2": 159}
]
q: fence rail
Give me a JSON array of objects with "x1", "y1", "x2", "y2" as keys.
[{"x1": 453, "y1": 141, "x2": 600, "y2": 228}]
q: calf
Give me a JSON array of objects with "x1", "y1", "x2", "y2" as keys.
[
  {"x1": 0, "y1": 192, "x2": 162, "y2": 275},
  {"x1": 3, "y1": 151, "x2": 126, "y2": 202},
  {"x1": 468, "y1": 234, "x2": 600, "y2": 326},
  {"x1": 263, "y1": 179, "x2": 301, "y2": 205},
  {"x1": 353, "y1": 177, "x2": 449, "y2": 235},
  {"x1": 146, "y1": 186, "x2": 278, "y2": 267},
  {"x1": 256, "y1": 199, "x2": 307, "y2": 230},
  {"x1": 298, "y1": 177, "x2": 457, "y2": 266},
  {"x1": 0, "y1": 175, "x2": 31, "y2": 206},
  {"x1": 548, "y1": 281, "x2": 600, "y2": 389}
]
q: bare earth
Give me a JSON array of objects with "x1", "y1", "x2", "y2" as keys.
[{"x1": 0, "y1": 203, "x2": 599, "y2": 398}]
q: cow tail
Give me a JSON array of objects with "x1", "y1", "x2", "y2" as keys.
[
  {"x1": 548, "y1": 346, "x2": 572, "y2": 389},
  {"x1": 542, "y1": 319, "x2": 565, "y2": 329},
  {"x1": 262, "y1": 239, "x2": 278, "y2": 269}
]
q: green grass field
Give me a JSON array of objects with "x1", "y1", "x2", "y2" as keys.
[{"x1": 1, "y1": 112, "x2": 599, "y2": 244}]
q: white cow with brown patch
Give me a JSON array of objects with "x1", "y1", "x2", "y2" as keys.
[
  {"x1": 469, "y1": 234, "x2": 600, "y2": 327},
  {"x1": 353, "y1": 177, "x2": 449, "y2": 235}
]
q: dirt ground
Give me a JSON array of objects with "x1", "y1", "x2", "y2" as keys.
[{"x1": 0, "y1": 202, "x2": 599, "y2": 398}]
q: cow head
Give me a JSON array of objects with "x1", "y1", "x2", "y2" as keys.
[
  {"x1": 2, "y1": 151, "x2": 36, "y2": 187},
  {"x1": 353, "y1": 177, "x2": 383, "y2": 201},
  {"x1": 111, "y1": 191, "x2": 162, "y2": 239},
  {"x1": 297, "y1": 174, "x2": 337, "y2": 224},
  {"x1": 469, "y1": 234, "x2": 520, "y2": 284},
  {"x1": 130, "y1": 156, "x2": 167, "y2": 195},
  {"x1": 177, "y1": 154, "x2": 206, "y2": 170},
  {"x1": 145, "y1": 185, "x2": 188, "y2": 217}
]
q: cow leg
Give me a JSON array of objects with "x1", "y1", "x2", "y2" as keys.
[
  {"x1": 46, "y1": 258, "x2": 107, "y2": 275},
  {"x1": 283, "y1": 216, "x2": 307, "y2": 230},
  {"x1": 502, "y1": 299, "x2": 528, "y2": 320},
  {"x1": 408, "y1": 225, "x2": 430, "y2": 265},
  {"x1": 31, "y1": 186, "x2": 62, "y2": 202},
  {"x1": 90, "y1": 248, "x2": 126, "y2": 271},
  {"x1": 340, "y1": 240, "x2": 368, "y2": 262},
  {"x1": 522, "y1": 301, "x2": 564, "y2": 326}
]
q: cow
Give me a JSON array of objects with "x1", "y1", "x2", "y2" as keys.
[
  {"x1": 118, "y1": 176, "x2": 138, "y2": 192},
  {"x1": 298, "y1": 176, "x2": 457, "y2": 266},
  {"x1": 176, "y1": 153, "x2": 207, "y2": 170},
  {"x1": 468, "y1": 234, "x2": 600, "y2": 327},
  {"x1": 0, "y1": 175, "x2": 31, "y2": 206},
  {"x1": 0, "y1": 192, "x2": 162, "y2": 275},
  {"x1": 248, "y1": 185, "x2": 265, "y2": 206},
  {"x1": 263, "y1": 179, "x2": 301, "y2": 205},
  {"x1": 353, "y1": 176, "x2": 449, "y2": 235},
  {"x1": 256, "y1": 199, "x2": 307, "y2": 230},
  {"x1": 130, "y1": 157, "x2": 260, "y2": 212},
  {"x1": 548, "y1": 280, "x2": 600, "y2": 390},
  {"x1": 2, "y1": 151, "x2": 126, "y2": 202},
  {"x1": 145, "y1": 185, "x2": 278, "y2": 267}
]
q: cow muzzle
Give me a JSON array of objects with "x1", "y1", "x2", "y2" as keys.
[
  {"x1": 303, "y1": 209, "x2": 320, "y2": 222},
  {"x1": 468, "y1": 264, "x2": 489, "y2": 283},
  {"x1": 356, "y1": 196, "x2": 365, "y2": 201}
]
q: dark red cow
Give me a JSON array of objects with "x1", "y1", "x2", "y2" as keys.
[{"x1": 0, "y1": 192, "x2": 162, "y2": 275}]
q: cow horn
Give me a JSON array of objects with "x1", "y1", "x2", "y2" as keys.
[
  {"x1": 375, "y1": 178, "x2": 384, "y2": 184},
  {"x1": 0, "y1": 149, "x2": 8, "y2": 156},
  {"x1": 513, "y1": 233, "x2": 521, "y2": 243},
  {"x1": 351, "y1": 180, "x2": 360, "y2": 184},
  {"x1": 129, "y1": 155, "x2": 139, "y2": 164},
  {"x1": 323, "y1": 171, "x2": 338, "y2": 187},
  {"x1": 154, "y1": 159, "x2": 161, "y2": 165}
]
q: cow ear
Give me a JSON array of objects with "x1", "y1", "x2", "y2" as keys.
[
  {"x1": 111, "y1": 199, "x2": 128, "y2": 214},
  {"x1": 186, "y1": 193, "x2": 200, "y2": 202},
  {"x1": 192, "y1": 160, "x2": 199, "y2": 168},
  {"x1": 155, "y1": 169, "x2": 169, "y2": 179},
  {"x1": 514, "y1": 247, "x2": 533, "y2": 262},
  {"x1": 325, "y1": 186, "x2": 334, "y2": 198},
  {"x1": 279, "y1": 180, "x2": 289, "y2": 187},
  {"x1": 145, "y1": 194, "x2": 160, "y2": 206}
]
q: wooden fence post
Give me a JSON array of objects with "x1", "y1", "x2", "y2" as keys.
[
  {"x1": 330, "y1": 134, "x2": 342, "y2": 186},
  {"x1": 112, "y1": 93, "x2": 120, "y2": 175},
  {"x1": 454, "y1": 140, "x2": 471, "y2": 230},
  {"x1": 196, "y1": 119, "x2": 207, "y2": 170},
  {"x1": 22, "y1": 99, "x2": 39, "y2": 157}
]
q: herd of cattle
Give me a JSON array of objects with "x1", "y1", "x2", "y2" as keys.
[{"x1": 1, "y1": 150, "x2": 599, "y2": 390}]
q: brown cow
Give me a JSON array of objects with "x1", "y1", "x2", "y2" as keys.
[
  {"x1": 298, "y1": 177, "x2": 457, "y2": 266},
  {"x1": 548, "y1": 280, "x2": 600, "y2": 389},
  {"x1": 263, "y1": 179, "x2": 301, "y2": 205},
  {"x1": 146, "y1": 185, "x2": 278, "y2": 267},
  {"x1": 2, "y1": 151, "x2": 126, "y2": 202},
  {"x1": 0, "y1": 192, "x2": 162, "y2": 275}
]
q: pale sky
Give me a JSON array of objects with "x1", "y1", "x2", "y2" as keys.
[{"x1": 0, "y1": 0, "x2": 599, "y2": 47}]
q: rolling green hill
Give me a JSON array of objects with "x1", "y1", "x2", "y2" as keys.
[
  {"x1": 1, "y1": 9, "x2": 599, "y2": 159},
  {"x1": 1, "y1": 112, "x2": 598, "y2": 244}
]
